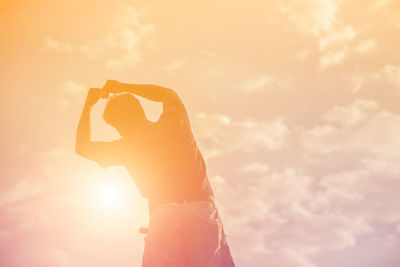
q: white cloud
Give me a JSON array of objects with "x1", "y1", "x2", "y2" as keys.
[
  {"x1": 44, "y1": 37, "x2": 73, "y2": 51},
  {"x1": 228, "y1": 156, "x2": 396, "y2": 266},
  {"x1": 372, "y1": 0, "x2": 388, "y2": 10},
  {"x1": 319, "y1": 25, "x2": 356, "y2": 52},
  {"x1": 211, "y1": 174, "x2": 225, "y2": 184},
  {"x1": 58, "y1": 80, "x2": 87, "y2": 107},
  {"x1": 202, "y1": 49, "x2": 221, "y2": 58},
  {"x1": 279, "y1": 0, "x2": 360, "y2": 69},
  {"x1": 318, "y1": 25, "x2": 356, "y2": 68},
  {"x1": 222, "y1": 166, "x2": 373, "y2": 266},
  {"x1": 164, "y1": 58, "x2": 187, "y2": 72},
  {"x1": 350, "y1": 75, "x2": 364, "y2": 93},
  {"x1": 240, "y1": 162, "x2": 270, "y2": 174},
  {"x1": 382, "y1": 65, "x2": 400, "y2": 87},
  {"x1": 279, "y1": 0, "x2": 338, "y2": 35},
  {"x1": 214, "y1": 97, "x2": 400, "y2": 266},
  {"x1": 322, "y1": 99, "x2": 379, "y2": 127},
  {"x1": 296, "y1": 50, "x2": 310, "y2": 61},
  {"x1": 302, "y1": 113, "x2": 400, "y2": 156},
  {"x1": 319, "y1": 49, "x2": 348, "y2": 68},
  {"x1": 60, "y1": 81, "x2": 86, "y2": 96},
  {"x1": 221, "y1": 168, "x2": 314, "y2": 264},
  {"x1": 354, "y1": 39, "x2": 377, "y2": 54},
  {"x1": 371, "y1": 0, "x2": 400, "y2": 27},
  {"x1": 301, "y1": 99, "x2": 400, "y2": 158},
  {"x1": 44, "y1": 5, "x2": 155, "y2": 70},
  {"x1": 20, "y1": 2, "x2": 400, "y2": 266},
  {"x1": 243, "y1": 75, "x2": 276, "y2": 91},
  {"x1": 192, "y1": 113, "x2": 289, "y2": 158}
]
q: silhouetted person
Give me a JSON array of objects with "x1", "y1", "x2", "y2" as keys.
[{"x1": 75, "y1": 80, "x2": 235, "y2": 267}]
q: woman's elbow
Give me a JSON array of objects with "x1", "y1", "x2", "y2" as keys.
[{"x1": 75, "y1": 141, "x2": 88, "y2": 157}]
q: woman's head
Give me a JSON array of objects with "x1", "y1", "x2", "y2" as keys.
[{"x1": 103, "y1": 94, "x2": 148, "y2": 137}]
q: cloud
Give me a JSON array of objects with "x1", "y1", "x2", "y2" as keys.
[
  {"x1": 192, "y1": 113, "x2": 289, "y2": 158},
  {"x1": 210, "y1": 174, "x2": 225, "y2": 184},
  {"x1": 15, "y1": 1, "x2": 400, "y2": 266},
  {"x1": 279, "y1": 0, "x2": 338, "y2": 35},
  {"x1": 354, "y1": 39, "x2": 377, "y2": 54},
  {"x1": 44, "y1": 37, "x2": 72, "y2": 51},
  {"x1": 219, "y1": 168, "x2": 315, "y2": 264},
  {"x1": 240, "y1": 162, "x2": 270, "y2": 174},
  {"x1": 319, "y1": 25, "x2": 356, "y2": 52},
  {"x1": 372, "y1": 0, "x2": 400, "y2": 27},
  {"x1": 300, "y1": 99, "x2": 400, "y2": 157},
  {"x1": 295, "y1": 50, "x2": 310, "y2": 61},
  {"x1": 60, "y1": 81, "x2": 86, "y2": 96},
  {"x1": 242, "y1": 75, "x2": 276, "y2": 92},
  {"x1": 44, "y1": 5, "x2": 155, "y2": 70},
  {"x1": 322, "y1": 99, "x2": 379, "y2": 127},
  {"x1": 350, "y1": 74, "x2": 365, "y2": 93},
  {"x1": 279, "y1": 0, "x2": 360, "y2": 69},
  {"x1": 212, "y1": 97, "x2": 400, "y2": 266},
  {"x1": 381, "y1": 65, "x2": 400, "y2": 87},
  {"x1": 202, "y1": 49, "x2": 221, "y2": 59},
  {"x1": 319, "y1": 49, "x2": 348, "y2": 68},
  {"x1": 164, "y1": 58, "x2": 187, "y2": 72},
  {"x1": 57, "y1": 81, "x2": 87, "y2": 107},
  {"x1": 221, "y1": 166, "x2": 373, "y2": 267},
  {"x1": 318, "y1": 25, "x2": 356, "y2": 68},
  {"x1": 302, "y1": 113, "x2": 400, "y2": 156}
]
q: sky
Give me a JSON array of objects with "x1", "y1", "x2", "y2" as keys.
[{"x1": 1, "y1": 0, "x2": 400, "y2": 266}]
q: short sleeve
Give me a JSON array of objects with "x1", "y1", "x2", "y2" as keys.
[
  {"x1": 161, "y1": 91, "x2": 191, "y2": 129},
  {"x1": 89, "y1": 139, "x2": 127, "y2": 168}
]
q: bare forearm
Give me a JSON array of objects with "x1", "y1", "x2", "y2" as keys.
[
  {"x1": 118, "y1": 83, "x2": 174, "y2": 102},
  {"x1": 75, "y1": 103, "x2": 92, "y2": 154}
]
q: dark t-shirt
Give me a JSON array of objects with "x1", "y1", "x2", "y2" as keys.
[{"x1": 92, "y1": 92, "x2": 214, "y2": 208}]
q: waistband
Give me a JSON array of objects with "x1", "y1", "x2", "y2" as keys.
[{"x1": 149, "y1": 194, "x2": 215, "y2": 212}]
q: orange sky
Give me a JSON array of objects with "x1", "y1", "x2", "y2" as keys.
[{"x1": 1, "y1": 0, "x2": 400, "y2": 266}]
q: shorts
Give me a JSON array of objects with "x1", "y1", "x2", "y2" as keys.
[{"x1": 142, "y1": 200, "x2": 235, "y2": 267}]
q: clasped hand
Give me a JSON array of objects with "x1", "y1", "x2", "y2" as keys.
[{"x1": 85, "y1": 80, "x2": 122, "y2": 107}]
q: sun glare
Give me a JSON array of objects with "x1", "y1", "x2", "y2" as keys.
[
  {"x1": 100, "y1": 184, "x2": 121, "y2": 208},
  {"x1": 86, "y1": 168, "x2": 133, "y2": 214},
  {"x1": 81, "y1": 168, "x2": 148, "y2": 232}
]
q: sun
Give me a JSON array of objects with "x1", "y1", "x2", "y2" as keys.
[
  {"x1": 86, "y1": 168, "x2": 133, "y2": 213},
  {"x1": 99, "y1": 183, "x2": 121, "y2": 208},
  {"x1": 80, "y1": 167, "x2": 148, "y2": 232}
]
